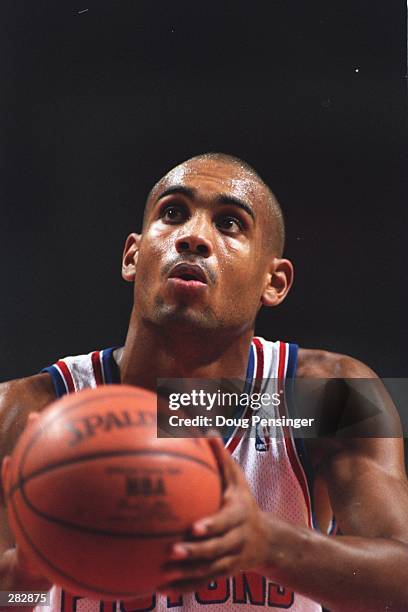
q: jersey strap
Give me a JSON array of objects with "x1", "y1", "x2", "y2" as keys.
[
  {"x1": 277, "y1": 342, "x2": 315, "y2": 527},
  {"x1": 41, "y1": 347, "x2": 120, "y2": 398},
  {"x1": 224, "y1": 340, "x2": 262, "y2": 453},
  {"x1": 281, "y1": 344, "x2": 335, "y2": 532}
]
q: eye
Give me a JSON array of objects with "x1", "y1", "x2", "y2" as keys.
[
  {"x1": 215, "y1": 215, "x2": 244, "y2": 233},
  {"x1": 160, "y1": 204, "x2": 187, "y2": 223}
]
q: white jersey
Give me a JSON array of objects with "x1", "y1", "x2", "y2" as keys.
[{"x1": 36, "y1": 337, "x2": 324, "y2": 612}]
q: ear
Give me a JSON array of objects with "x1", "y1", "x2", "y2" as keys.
[
  {"x1": 261, "y1": 258, "x2": 294, "y2": 307},
  {"x1": 122, "y1": 233, "x2": 141, "y2": 282}
]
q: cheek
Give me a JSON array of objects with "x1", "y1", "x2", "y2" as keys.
[
  {"x1": 148, "y1": 224, "x2": 173, "y2": 242},
  {"x1": 220, "y1": 241, "x2": 260, "y2": 278},
  {"x1": 219, "y1": 246, "x2": 265, "y2": 306},
  {"x1": 143, "y1": 226, "x2": 174, "y2": 252},
  {"x1": 137, "y1": 230, "x2": 172, "y2": 274}
]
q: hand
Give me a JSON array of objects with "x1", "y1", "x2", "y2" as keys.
[
  {"x1": 1, "y1": 546, "x2": 52, "y2": 592},
  {"x1": 159, "y1": 437, "x2": 272, "y2": 595},
  {"x1": 1, "y1": 413, "x2": 51, "y2": 592},
  {"x1": 1, "y1": 412, "x2": 40, "y2": 504}
]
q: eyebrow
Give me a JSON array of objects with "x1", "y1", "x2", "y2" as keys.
[{"x1": 156, "y1": 185, "x2": 256, "y2": 221}]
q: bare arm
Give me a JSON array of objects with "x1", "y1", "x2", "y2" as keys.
[
  {"x1": 0, "y1": 505, "x2": 51, "y2": 593},
  {"x1": 161, "y1": 355, "x2": 408, "y2": 611},
  {"x1": 0, "y1": 374, "x2": 55, "y2": 487},
  {"x1": 0, "y1": 375, "x2": 55, "y2": 598},
  {"x1": 261, "y1": 354, "x2": 408, "y2": 609},
  {"x1": 258, "y1": 436, "x2": 408, "y2": 611}
]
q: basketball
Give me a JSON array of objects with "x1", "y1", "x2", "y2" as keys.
[{"x1": 6, "y1": 385, "x2": 222, "y2": 600}]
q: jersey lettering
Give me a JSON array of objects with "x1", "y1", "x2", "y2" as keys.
[
  {"x1": 60, "y1": 592, "x2": 81, "y2": 612},
  {"x1": 195, "y1": 579, "x2": 230, "y2": 604},
  {"x1": 120, "y1": 595, "x2": 156, "y2": 611},
  {"x1": 62, "y1": 574, "x2": 294, "y2": 611},
  {"x1": 267, "y1": 583, "x2": 294, "y2": 608},
  {"x1": 233, "y1": 572, "x2": 266, "y2": 605},
  {"x1": 166, "y1": 594, "x2": 183, "y2": 608},
  {"x1": 100, "y1": 603, "x2": 116, "y2": 612}
]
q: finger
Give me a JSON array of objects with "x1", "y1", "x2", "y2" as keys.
[
  {"x1": 207, "y1": 437, "x2": 239, "y2": 487},
  {"x1": 159, "y1": 557, "x2": 235, "y2": 593},
  {"x1": 169, "y1": 525, "x2": 244, "y2": 563},
  {"x1": 26, "y1": 412, "x2": 40, "y2": 426},
  {"x1": 1, "y1": 456, "x2": 10, "y2": 486},
  {"x1": 191, "y1": 497, "x2": 245, "y2": 537},
  {"x1": 3, "y1": 547, "x2": 51, "y2": 589},
  {"x1": 16, "y1": 546, "x2": 42, "y2": 576},
  {"x1": 206, "y1": 434, "x2": 224, "y2": 468},
  {"x1": 0, "y1": 456, "x2": 10, "y2": 505}
]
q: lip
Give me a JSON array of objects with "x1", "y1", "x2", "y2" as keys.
[{"x1": 168, "y1": 263, "x2": 208, "y2": 285}]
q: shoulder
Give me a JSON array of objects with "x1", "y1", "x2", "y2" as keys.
[
  {"x1": 0, "y1": 372, "x2": 56, "y2": 410},
  {"x1": 295, "y1": 348, "x2": 394, "y2": 437},
  {"x1": 295, "y1": 349, "x2": 404, "y2": 468},
  {"x1": 296, "y1": 347, "x2": 378, "y2": 378}
]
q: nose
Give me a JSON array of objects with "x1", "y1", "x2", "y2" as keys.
[{"x1": 175, "y1": 220, "x2": 213, "y2": 257}]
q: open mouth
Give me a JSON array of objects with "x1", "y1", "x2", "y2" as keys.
[{"x1": 168, "y1": 263, "x2": 208, "y2": 284}]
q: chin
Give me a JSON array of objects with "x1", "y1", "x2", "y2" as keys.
[{"x1": 150, "y1": 302, "x2": 219, "y2": 332}]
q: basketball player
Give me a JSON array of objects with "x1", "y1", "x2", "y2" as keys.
[{"x1": 1, "y1": 153, "x2": 408, "y2": 611}]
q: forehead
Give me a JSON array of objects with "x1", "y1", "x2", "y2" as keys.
[{"x1": 150, "y1": 159, "x2": 267, "y2": 208}]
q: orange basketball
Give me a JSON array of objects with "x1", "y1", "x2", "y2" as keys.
[{"x1": 7, "y1": 385, "x2": 222, "y2": 600}]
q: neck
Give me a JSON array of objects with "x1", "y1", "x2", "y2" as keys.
[{"x1": 118, "y1": 308, "x2": 254, "y2": 392}]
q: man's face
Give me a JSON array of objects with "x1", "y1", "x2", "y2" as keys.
[{"x1": 130, "y1": 159, "x2": 275, "y2": 333}]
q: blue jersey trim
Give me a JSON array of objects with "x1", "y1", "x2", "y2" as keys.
[
  {"x1": 102, "y1": 347, "x2": 121, "y2": 384},
  {"x1": 245, "y1": 342, "x2": 255, "y2": 391},
  {"x1": 41, "y1": 365, "x2": 67, "y2": 399},
  {"x1": 328, "y1": 516, "x2": 337, "y2": 535},
  {"x1": 286, "y1": 343, "x2": 298, "y2": 379},
  {"x1": 222, "y1": 343, "x2": 255, "y2": 445},
  {"x1": 41, "y1": 347, "x2": 121, "y2": 399}
]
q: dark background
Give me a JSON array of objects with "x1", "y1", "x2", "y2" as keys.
[{"x1": 0, "y1": 0, "x2": 406, "y2": 381}]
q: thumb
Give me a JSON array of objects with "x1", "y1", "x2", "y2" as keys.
[
  {"x1": 206, "y1": 434, "x2": 241, "y2": 487},
  {"x1": 7, "y1": 547, "x2": 52, "y2": 589},
  {"x1": 1, "y1": 455, "x2": 11, "y2": 504},
  {"x1": 15, "y1": 546, "x2": 44, "y2": 579},
  {"x1": 26, "y1": 412, "x2": 41, "y2": 427}
]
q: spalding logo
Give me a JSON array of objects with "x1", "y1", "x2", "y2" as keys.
[{"x1": 64, "y1": 410, "x2": 156, "y2": 446}]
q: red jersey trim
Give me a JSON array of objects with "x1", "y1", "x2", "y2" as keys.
[
  {"x1": 226, "y1": 339, "x2": 264, "y2": 454},
  {"x1": 91, "y1": 351, "x2": 104, "y2": 386},
  {"x1": 278, "y1": 342, "x2": 313, "y2": 527},
  {"x1": 55, "y1": 360, "x2": 75, "y2": 393}
]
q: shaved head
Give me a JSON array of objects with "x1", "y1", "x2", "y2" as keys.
[
  {"x1": 145, "y1": 152, "x2": 285, "y2": 256},
  {"x1": 127, "y1": 151, "x2": 294, "y2": 338}
]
